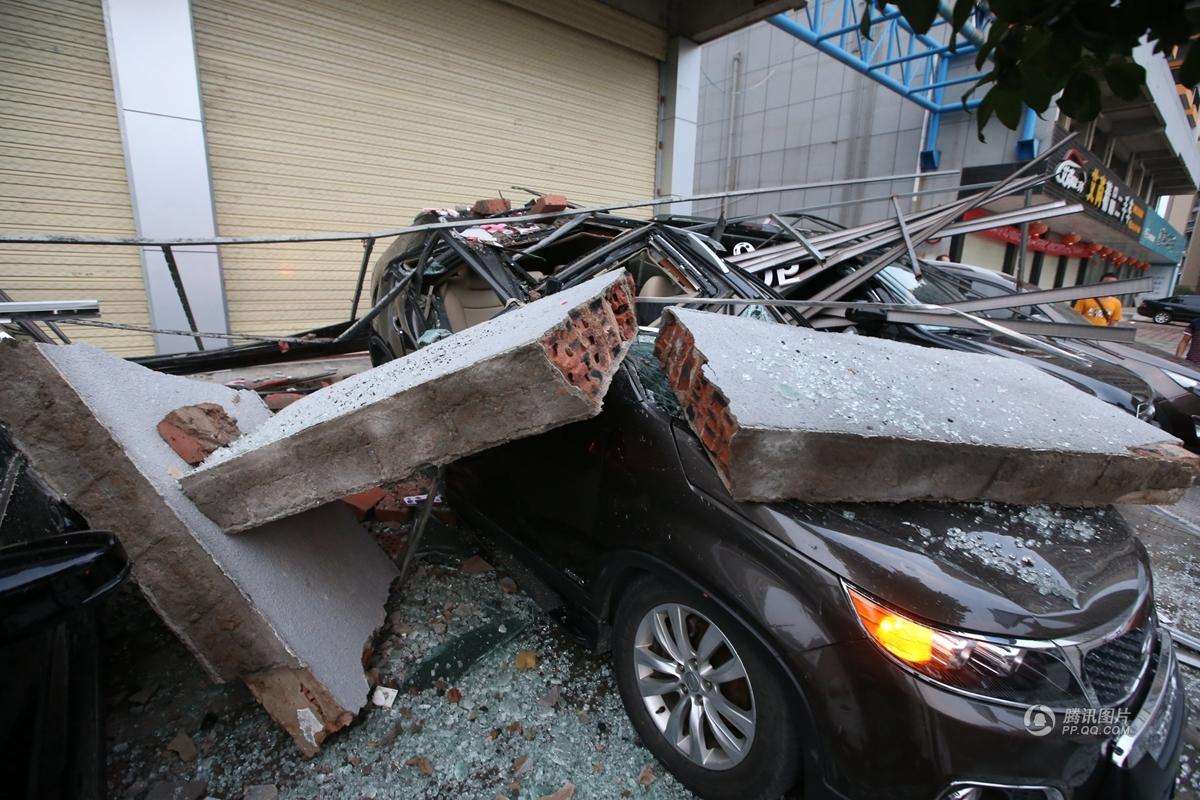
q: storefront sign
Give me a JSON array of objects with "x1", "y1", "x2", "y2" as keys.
[
  {"x1": 1138, "y1": 206, "x2": 1186, "y2": 263},
  {"x1": 961, "y1": 209, "x2": 1095, "y2": 257},
  {"x1": 1047, "y1": 148, "x2": 1146, "y2": 239}
]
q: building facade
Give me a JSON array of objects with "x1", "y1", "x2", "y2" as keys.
[
  {"x1": 1, "y1": 0, "x2": 792, "y2": 354},
  {"x1": 692, "y1": 8, "x2": 1200, "y2": 302}
]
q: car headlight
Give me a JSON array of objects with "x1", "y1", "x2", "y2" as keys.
[{"x1": 846, "y1": 586, "x2": 1086, "y2": 707}]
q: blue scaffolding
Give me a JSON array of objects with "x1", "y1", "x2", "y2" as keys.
[{"x1": 768, "y1": 2, "x2": 1039, "y2": 169}]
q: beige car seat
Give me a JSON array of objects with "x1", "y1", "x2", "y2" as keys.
[
  {"x1": 440, "y1": 268, "x2": 504, "y2": 332},
  {"x1": 639, "y1": 274, "x2": 689, "y2": 298}
]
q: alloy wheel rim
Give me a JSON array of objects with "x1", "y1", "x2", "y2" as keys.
[{"x1": 633, "y1": 603, "x2": 756, "y2": 770}]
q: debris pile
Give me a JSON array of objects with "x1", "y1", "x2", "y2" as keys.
[
  {"x1": 180, "y1": 270, "x2": 637, "y2": 533},
  {"x1": 0, "y1": 340, "x2": 397, "y2": 755},
  {"x1": 100, "y1": 534, "x2": 695, "y2": 799},
  {"x1": 656, "y1": 307, "x2": 1199, "y2": 505}
]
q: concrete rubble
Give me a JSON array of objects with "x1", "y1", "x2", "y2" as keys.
[
  {"x1": 655, "y1": 308, "x2": 1200, "y2": 506},
  {"x1": 0, "y1": 339, "x2": 398, "y2": 756},
  {"x1": 180, "y1": 269, "x2": 637, "y2": 534}
]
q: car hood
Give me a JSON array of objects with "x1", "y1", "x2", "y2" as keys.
[
  {"x1": 746, "y1": 499, "x2": 1148, "y2": 641},
  {"x1": 669, "y1": 417, "x2": 1150, "y2": 642},
  {"x1": 1084, "y1": 339, "x2": 1200, "y2": 381}
]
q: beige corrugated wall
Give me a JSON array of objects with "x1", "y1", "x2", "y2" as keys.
[
  {"x1": 191, "y1": 0, "x2": 660, "y2": 336},
  {"x1": 0, "y1": 0, "x2": 153, "y2": 354}
]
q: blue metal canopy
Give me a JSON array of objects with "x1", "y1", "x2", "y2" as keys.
[{"x1": 768, "y1": 2, "x2": 1038, "y2": 168}]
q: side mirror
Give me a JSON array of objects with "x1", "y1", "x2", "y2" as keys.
[{"x1": 0, "y1": 531, "x2": 129, "y2": 645}]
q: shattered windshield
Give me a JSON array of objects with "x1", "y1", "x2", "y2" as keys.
[
  {"x1": 880, "y1": 266, "x2": 1093, "y2": 326},
  {"x1": 877, "y1": 265, "x2": 974, "y2": 305},
  {"x1": 626, "y1": 341, "x2": 683, "y2": 417}
]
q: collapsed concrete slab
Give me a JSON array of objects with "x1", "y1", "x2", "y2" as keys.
[
  {"x1": 655, "y1": 308, "x2": 1199, "y2": 505},
  {"x1": 0, "y1": 340, "x2": 398, "y2": 755},
  {"x1": 181, "y1": 269, "x2": 638, "y2": 533}
]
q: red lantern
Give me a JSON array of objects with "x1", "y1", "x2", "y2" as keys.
[
  {"x1": 1098, "y1": 247, "x2": 1112, "y2": 258},
  {"x1": 1062, "y1": 232, "x2": 1081, "y2": 245},
  {"x1": 1029, "y1": 222, "x2": 1049, "y2": 237},
  {"x1": 1085, "y1": 242, "x2": 1103, "y2": 255}
]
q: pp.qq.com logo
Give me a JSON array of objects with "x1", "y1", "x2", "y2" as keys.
[{"x1": 1023, "y1": 704, "x2": 1055, "y2": 736}]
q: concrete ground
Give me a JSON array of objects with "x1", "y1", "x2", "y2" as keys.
[
  {"x1": 1119, "y1": 492, "x2": 1200, "y2": 797},
  {"x1": 1129, "y1": 313, "x2": 1188, "y2": 357}
]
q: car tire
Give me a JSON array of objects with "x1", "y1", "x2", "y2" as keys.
[
  {"x1": 1153, "y1": 311, "x2": 1172, "y2": 324},
  {"x1": 611, "y1": 576, "x2": 803, "y2": 800}
]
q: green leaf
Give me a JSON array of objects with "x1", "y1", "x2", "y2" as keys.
[
  {"x1": 1103, "y1": 61, "x2": 1146, "y2": 100},
  {"x1": 975, "y1": 90, "x2": 995, "y2": 141},
  {"x1": 951, "y1": 0, "x2": 973, "y2": 33},
  {"x1": 1046, "y1": 29, "x2": 1082, "y2": 73},
  {"x1": 896, "y1": 0, "x2": 939, "y2": 34},
  {"x1": 859, "y1": 1, "x2": 873, "y2": 40},
  {"x1": 975, "y1": 20, "x2": 1007, "y2": 70},
  {"x1": 990, "y1": 86, "x2": 1025, "y2": 129},
  {"x1": 1058, "y1": 72, "x2": 1102, "y2": 121},
  {"x1": 1181, "y1": 42, "x2": 1200, "y2": 88}
]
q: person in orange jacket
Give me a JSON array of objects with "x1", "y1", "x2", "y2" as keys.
[{"x1": 1072, "y1": 273, "x2": 1123, "y2": 326}]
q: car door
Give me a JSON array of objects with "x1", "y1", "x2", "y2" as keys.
[
  {"x1": 445, "y1": 378, "x2": 620, "y2": 601},
  {"x1": 1180, "y1": 296, "x2": 1200, "y2": 321}
]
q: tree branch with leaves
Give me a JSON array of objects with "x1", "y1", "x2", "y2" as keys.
[{"x1": 860, "y1": 0, "x2": 1197, "y2": 139}]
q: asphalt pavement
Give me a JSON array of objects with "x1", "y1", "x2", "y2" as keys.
[{"x1": 1122, "y1": 490, "x2": 1200, "y2": 796}]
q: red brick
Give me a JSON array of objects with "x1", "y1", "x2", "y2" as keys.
[
  {"x1": 156, "y1": 403, "x2": 242, "y2": 465},
  {"x1": 340, "y1": 487, "x2": 388, "y2": 521},
  {"x1": 472, "y1": 198, "x2": 512, "y2": 215},
  {"x1": 539, "y1": 273, "x2": 636, "y2": 401},
  {"x1": 530, "y1": 194, "x2": 569, "y2": 214},
  {"x1": 373, "y1": 494, "x2": 413, "y2": 524},
  {"x1": 655, "y1": 320, "x2": 736, "y2": 472},
  {"x1": 264, "y1": 392, "x2": 303, "y2": 411}
]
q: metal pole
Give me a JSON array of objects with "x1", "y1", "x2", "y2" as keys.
[
  {"x1": 160, "y1": 245, "x2": 205, "y2": 351},
  {"x1": 891, "y1": 196, "x2": 921, "y2": 276},
  {"x1": 335, "y1": 268, "x2": 416, "y2": 343},
  {"x1": 1014, "y1": 188, "x2": 1032, "y2": 288},
  {"x1": 349, "y1": 237, "x2": 376, "y2": 320},
  {"x1": 768, "y1": 213, "x2": 824, "y2": 262},
  {"x1": 396, "y1": 466, "x2": 446, "y2": 593},
  {"x1": 0, "y1": 168, "x2": 960, "y2": 248},
  {"x1": 720, "y1": 52, "x2": 744, "y2": 216}
]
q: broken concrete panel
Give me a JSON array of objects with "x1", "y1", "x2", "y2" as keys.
[
  {"x1": 157, "y1": 403, "x2": 241, "y2": 465},
  {"x1": 182, "y1": 269, "x2": 638, "y2": 533},
  {"x1": 0, "y1": 340, "x2": 397, "y2": 755},
  {"x1": 655, "y1": 308, "x2": 1199, "y2": 505}
]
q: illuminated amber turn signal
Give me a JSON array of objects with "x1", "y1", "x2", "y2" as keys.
[{"x1": 849, "y1": 589, "x2": 935, "y2": 664}]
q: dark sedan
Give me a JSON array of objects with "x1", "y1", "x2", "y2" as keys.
[
  {"x1": 925, "y1": 262, "x2": 1200, "y2": 452},
  {"x1": 1138, "y1": 295, "x2": 1200, "y2": 325},
  {"x1": 0, "y1": 429, "x2": 130, "y2": 800},
  {"x1": 448, "y1": 338, "x2": 1185, "y2": 800}
]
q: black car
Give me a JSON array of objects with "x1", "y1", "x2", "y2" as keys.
[
  {"x1": 365, "y1": 208, "x2": 804, "y2": 366},
  {"x1": 0, "y1": 428, "x2": 129, "y2": 800},
  {"x1": 448, "y1": 338, "x2": 1185, "y2": 800},
  {"x1": 704, "y1": 220, "x2": 1163, "y2": 432},
  {"x1": 921, "y1": 262, "x2": 1200, "y2": 452},
  {"x1": 1137, "y1": 295, "x2": 1200, "y2": 325}
]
